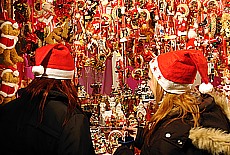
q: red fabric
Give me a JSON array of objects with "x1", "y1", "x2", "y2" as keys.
[
  {"x1": 157, "y1": 50, "x2": 209, "y2": 84},
  {"x1": 186, "y1": 38, "x2": 195, "y2": 49},
  {"x1": 0, "y1": 36, "x2": 17, "y2": 49},
  {"x1": 6, "y1": 18, "x2": 17, "y2": 26},
  {"x1": 35, "y1": 43, "x2": 74, "y2": 71},
  {"x1": 0, "y1": 83, "x2": 17, "y2": 97}
]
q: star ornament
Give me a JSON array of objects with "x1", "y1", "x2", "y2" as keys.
[
  {"x1": 158, "y1": 75, "x2": 161, "y2": 80},
  {"x1": 150, "y1": 58, "x2": 155, "y2": 63}
]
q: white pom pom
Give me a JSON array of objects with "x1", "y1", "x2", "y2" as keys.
[
  {"x1": 13, "y1": 70, "x2": 19, "y2": 77},
  {"x1": 199, "y1": 83, "x2": 213, "y2": 94},
  {"x1": 32, "y1": 65, "x2": 44, "y2": 76},
  {"x1": 188, "y1": 29, "x2": 197, "y2": 39},
  {"x1": 13, "y1": 23, "x2": 19, "y2": 29}
]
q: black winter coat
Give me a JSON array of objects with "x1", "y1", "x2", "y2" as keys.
[
  {"x1": 138, "y1": 94, "x2": 230, "y2": 155},
  {"x1": 0, "y1": 90, "x2": 95, "y2": 155}
]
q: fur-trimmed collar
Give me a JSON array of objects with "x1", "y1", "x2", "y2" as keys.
[{"x1": 189, "y1": 94, "x2": 230, "y2": 155}]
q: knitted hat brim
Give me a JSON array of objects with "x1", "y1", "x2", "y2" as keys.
[
  {"x1": 149, "y1": 57, "x2": 192, "y2": 94},
  {"x1": 32, "y1": 67, "x2": 74, "y2": 79}
]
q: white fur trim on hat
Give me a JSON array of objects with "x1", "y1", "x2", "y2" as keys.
[
  {"x1": 1, "y1": 68, "x2": 19, "y2": 77},
  {"x1": 1, "y1": 69, "x2": 13, "y2": 77},
  {"x1": 32, "y1": 66, "x2": 74, "y2": 79},
  {"x1": 149, "y1": 58, "x2": 192, "y2": 94},
  {"x1": 199, "y1": 82, "x2": 213, "y2": 94},
  {"x1": 32, "y1": 65, "x2": 45, "y2": 76},
  {"x1": 43, "y1": 68, "x2": 74, "y2": 79},
  {"x1": 0, "y1": 21, "x2": 12, "y2": 29},
  {"x1": 0, "y1": 21, "x2": 18, "y2": 29}
]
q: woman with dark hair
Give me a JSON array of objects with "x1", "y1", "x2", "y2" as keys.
[{"x1": 0, "y1": 43, "x2": 95, "y2": 155}]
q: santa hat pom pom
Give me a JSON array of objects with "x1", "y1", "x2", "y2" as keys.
[
  {"x1": 13, "y1": 70, "x2": 19, "y2": 77},
  {"x1": 199, "y1": 83, "x2": 213, "y2": 94},
  {"x1": 32, "y1": 65, "x2": 44, "y2": 76},
  {"x1": 12, "y1": 22, "x2": 19, "y2": 29}
]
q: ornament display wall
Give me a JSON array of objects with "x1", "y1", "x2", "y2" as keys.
[
  {"x1": 2, "y1": 0, "x2": 230, "y2": 154},
  {"x1": 2, "y1": 0, "x2": 230, "y2": 93}
]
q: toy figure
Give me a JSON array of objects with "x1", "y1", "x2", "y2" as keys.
[{"x1": 0, "y1": 19, "x2": 23, "y2": 66}]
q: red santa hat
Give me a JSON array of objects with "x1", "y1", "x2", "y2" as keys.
[
  {"x1": 149, "y1": 50, "x2": 213, "y2": 94},
  {"x1": 1, "y1": 66, "x2": 19, "y2": 77},
  {"x1": 0, "y1": 18, "x2": 19, "y2": 29},
  {"x1": 32, "y1": 43, "x2": 75, "y2": 79}
]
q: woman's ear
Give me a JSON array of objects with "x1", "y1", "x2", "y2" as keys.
[
  {"x1": 148, "y1": 70, "x2": 156, "y2": 97},
  {"x1": 148, "y1": 69, "x2": 165, "y2": 103}
]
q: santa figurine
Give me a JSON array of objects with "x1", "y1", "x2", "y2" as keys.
[
  {"x1": 116, "y1": 103, "x2": 124, "y2": 119},
  {"x1": 91, "y1": 10, "x2": 101, "y2": 35},
  {"x1": 174, "y1": 5, "x2": 189, "y2": 36},
  {"x1": 186, "y1": 27, "x2": 198, "y2": 49}
]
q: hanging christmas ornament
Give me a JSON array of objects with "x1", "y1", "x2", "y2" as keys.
[{"x1": 173, "y1": 4, "x2": 189, "y2": 37}]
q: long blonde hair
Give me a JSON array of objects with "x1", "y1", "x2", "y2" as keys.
[{"x1": 145, "y1": 71, "x2": 201, "y2": 145}]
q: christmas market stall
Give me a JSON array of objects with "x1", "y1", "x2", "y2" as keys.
[{"x1": 1, "y1": 0, "x2": 230, "y2": 154}]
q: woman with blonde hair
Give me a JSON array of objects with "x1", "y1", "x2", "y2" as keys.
[{"x1": 137, "y1": 50, "x2": 230, "y2": 155}]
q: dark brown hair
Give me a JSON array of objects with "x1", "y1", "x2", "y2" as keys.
[{"x1": 24, "y1": 77, "x2": 81, "y2": 125}]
